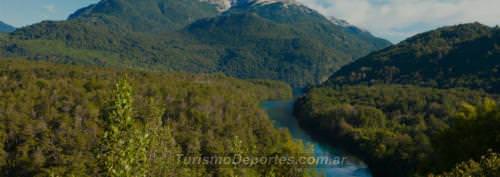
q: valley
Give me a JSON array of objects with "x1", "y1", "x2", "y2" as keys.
[
  {"x1": 0, "y1": 0, "x2": 390, "y2": 87},
  {"x1": 0, "y1": 0, "x2": 499, "y2": 177}
]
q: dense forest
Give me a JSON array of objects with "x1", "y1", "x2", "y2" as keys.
[
  {"x1": 295, "y1": 85, "x2": 500, "y2": 177},
  {"x1": 326, "y1": 23, "x2": 500, "y2": 93},
  {"x1": 2, "y1": 1, "x2": 499, "y2": 177},
  {"x1": 294, "y1": 22, "x2": 500, "y2": 177},
  {"x1": 430, "y1": 152, "x2": 499, "y2": 177},
  {"x1": 0, "y1": 58, "x2": 316, "y2": 177},
  {"x1": 0, "y1": 0, "x2": 390, "y2": 86}
]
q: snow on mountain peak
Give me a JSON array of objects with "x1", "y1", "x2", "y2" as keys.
[
  {"x1": 200, "y1": 0, "x2": 234, "y2": 11},
  {"x1": 329, "y1": 16, "x2": 370, "y2": 33},
  {"x1": 202, "y1": 0, "x2": 301, "y2": 11},
  {"x1": 329, "y1": 16, "x2": 352, "y2": 27},
  {"x1": 251, "y1": 0, "x2": 299, "y2": 5}
]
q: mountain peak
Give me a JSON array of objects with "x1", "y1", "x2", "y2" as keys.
[
  {"x1": 246, "y1": 0, "x2": 299, "y2": 5},
  {"x1": 239, "y1": 0, "x2": 303, "y2": 9},
  {"x1": 203, "y1": 0, "x2": 301, "y2": 11},
  {"x1": 201, "y1": 0, "x2": 234, "y2": 11},
  {"x1": 328, "y1": 16, "x2": 354, "y2": 27},
  {"x1": 402, "y1": 22, "x2": 492, "y2": 45},
  {"x1": 67, "y1": 0, "x2": 219, "y2": 32},
  {"x1": 326, "y1": 22, "x2": 500, "y2": 92},
  {"x1": 6, "y1": 0, "x2": 390, "y2": 86},
  {"x1": 0, "y1": 21, "x2": 15, "y2": 33}
]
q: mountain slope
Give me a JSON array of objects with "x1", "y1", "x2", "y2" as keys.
[
  {"x1": 186, "y1": 1, "x2": 391, "y2": 85},
  {"x1": 1, "y1": 0, "x2": 390, "y2": 86},
  {"x1": 3, "y1": 0, "x2": 222, "y2": 72},
  {"x1": 0, "y1": 21, "x2": 15, "y2": 33},
  {"x1": 326, "y1": 23, "x2": 500, "y2": 92},
  {"x1": 68, "y1": 0, "x2": 219, "y2": 32}
]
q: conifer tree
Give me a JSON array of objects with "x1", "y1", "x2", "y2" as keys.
[{"x1": 98, "y1": 78, "x2": 149, "y2": 177}]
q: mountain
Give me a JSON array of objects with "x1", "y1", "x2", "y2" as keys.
[
  {"x1": 185, "y1": 0, "x2": 391, "y2": 85},
  {"x1": 0, "y1": 21, "x2": 15, "y2": 33},
  {"x1": 1, "y1": 0, "x2": 390, "y2": 86},
  {"x1": 67, "y1": 0, "x2": 219, "y2": 32},
  {"x1": 326, "y1": 23, "x2": 500, "y2": 92},
  {"x1": 202, "y1": 0, "x2": 233, "y2": 11},
  {"x1": 206, "y1": 0, "x2": 302, "y2": 10},
  {"x1": 295, "y1": 22, "x2": 500, "y2": 177}
]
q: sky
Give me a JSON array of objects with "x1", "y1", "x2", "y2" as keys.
[
  {"x1": 299, "y1": 0, "x2": 500, "y2": 42},
  {"x1": 0, "y1": 0, "x2": 499, "y2": 42},
  {"x1": 0, "y1": 0, "x2": 99, "y2": 27}
]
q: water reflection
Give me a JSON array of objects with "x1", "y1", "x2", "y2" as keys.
[{"x1": 261, "y1": 99, "x2": 372, "y2": 177}]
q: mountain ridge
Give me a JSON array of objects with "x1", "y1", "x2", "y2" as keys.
[
  {"x1": 1, "y1": 0, "x2": 390, "y2": 86},
  {"x1": 67, "y1": 0, "x2": 219, "y2": 33},
  {"x1": 0, "y1": 21, "x2": 15, "y2": 33},
  {"x1": 325, "y1": 22, "x2": 500, "y2": 92}
]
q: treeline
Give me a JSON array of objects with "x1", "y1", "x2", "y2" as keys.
[
  {"x1": 0, "y1": 58, "x2": 313, "y2": 177},
  {"x1": 430, "y1": 152, "x2": 499, "y2": 177},
  {"x1": 295, "y1": 85, "x2": 499, "y2": 177}
]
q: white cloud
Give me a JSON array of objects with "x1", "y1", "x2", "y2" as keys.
[
  {"x1": 296, "y1": 0, "x2": 500, "y2": 42},
  {"x1": 43, "y1": 4, "x2": 56, "y2": 13}
]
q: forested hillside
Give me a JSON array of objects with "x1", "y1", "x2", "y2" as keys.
[
  {"x1": 67, "y1": 0, "x2": 220, "y2": 32},
  {"x1": 0, "y1": 58, "x2": 313, "y2": 177},
  {"x1": 0, "y1": 0, "x2": 390, "y2": 86},
  {"x1": 326, "y1": 23, "x2": 500, "y2": 93},
  {"x1": 295, "y1": 85, "x2": 500, "y2": 177},
  {"x1": 293, "y1": 22, "x2": 500, "y2": 177}
]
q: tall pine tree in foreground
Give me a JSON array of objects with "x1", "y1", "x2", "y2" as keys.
[{"x1": 98, "y1": 79, "x2": 149, "y2": 177}]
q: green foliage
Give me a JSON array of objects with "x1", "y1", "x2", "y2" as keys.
[
  {"x1": 292, "y1": 20, "x2": 500, "y2": 177},
  {"x1": 143, "y1": 98, "x2": 180, "y2": 177},
  {"x1": 327, "y1": 23, "x2": 500, "y2": 93},
  {"x1": 99, "y1": 79, "x2": 148, "y2": 177},
  {"x1": 68, "y1": 0, "x2": 219, "y2": 32},
  {"x1": 0, "y1": 58, "x2": 311, "y2": 177},
  {"x1": 431, "y1": 100, "x2": 500, "y2": 173},
  {"x1": 0, "y1": 0, "x2": 390, "y2": 86},
  {"x1": 295, "y1": 85, "x2": 495, "y2": 177},
  {"x1": 429, "y1": 152, "x2": 500, "y2": 177},
  {"x1": 183, "y1": 2, "x2": 390, "y2": 86}
]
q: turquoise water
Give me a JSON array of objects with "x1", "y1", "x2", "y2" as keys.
[{"x1": 261, "y1": 98, "x2": 372, "y2": 177}]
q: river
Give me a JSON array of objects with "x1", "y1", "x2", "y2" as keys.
[{"x1": 260, "y1": 90, "x2": 372, "y2": 177}]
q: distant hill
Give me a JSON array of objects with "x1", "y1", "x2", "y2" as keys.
[
  {"x1": 0, "y1": 21, "x2": 15, "y2": 33},
  {"x1": 326, "y1": 23, "x2": 500, "y2": 92},
  {"x1": 1, "y1": 0, "x2": 390, "y2": 86}
]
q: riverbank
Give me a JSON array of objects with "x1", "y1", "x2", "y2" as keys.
[{"x1": 261, "y1": 96, "x2": 373, "y2": 177}]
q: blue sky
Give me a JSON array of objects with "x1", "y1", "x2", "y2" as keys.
[
  {"x1": 300, "y1": 0, "x2": 500, "y2": 42},
  {"x1": 1, "y1": 0, "x2": 499, "y2": 42},
  {"x1": 0, "y1": 0, "x2": 98, "y2": 27}
]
